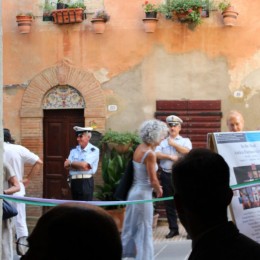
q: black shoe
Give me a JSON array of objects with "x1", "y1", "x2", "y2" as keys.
[{"x1": 165, "y1": 230, "x2": 179, "y2": 239}]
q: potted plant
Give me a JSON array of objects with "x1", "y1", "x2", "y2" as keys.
[
  {"x1": 16, "y1": 12, "x2": 34, "y2": 34},
  {"x1": 218, "y1": 0, "x2": 238, "y2": 26},
  {"x1": 94, "y1": 150, "x2": 133, "y2": 232},
  {"x1": 100, "y1": 130, "x2": 141, "y2": 154},
  {"x1": 159, "y1": 0, "x2": 203, "y2": 29},
  {"x1": 142, "y1": 1, "x2": 158, "y2": 18},
  {"x1": 91, "y1": 9, "x2": 110, "y2": 34},
  {"x1": 142, "y1": 1, "x2": 159, "y2": 33}
]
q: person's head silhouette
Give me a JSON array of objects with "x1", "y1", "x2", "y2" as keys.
[
  {"x1": 172, "y1": 148, "x2": 232, "y2": 239},
  {"x1": 21, "y1": 202, "x2": 122, "y2": 260},
  {"x1": 172, "y1": 148, "x2": 260, "y2": 259}
]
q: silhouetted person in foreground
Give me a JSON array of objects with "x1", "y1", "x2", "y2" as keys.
[
  {"x1": 172, "y1": 148, "x2": 260, "y2": 260},
  {"x1": 21, "y1": 202, "x2": 122, "y2": 260}
]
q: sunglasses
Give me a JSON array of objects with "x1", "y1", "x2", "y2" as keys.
[{"x1": 168, "y1": 123, "x2": 180, "y2": 127}]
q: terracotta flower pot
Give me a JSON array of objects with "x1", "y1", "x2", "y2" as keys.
[
  {"x1": 106, "y1": 207, "x2": 126, "y2": 232},
  {"x1": 91, "y1": 18, "x2": 106, "y2": 33},
  {"x1": 175, "y1": 11, "x2": 190, "y2": 22},
  {"x1": 16, "y1": 15, "x2": 33, "y2": 34},
  {"x1": 107, "y1": 142, "x2": 132, "y2": 153},
  {"x1": 52, "y1": 8, "x2": 84, "y2": 24},
  {"x1": 175, "y1": 7, "x2": 202, "y2": 22},
  {"x1": 142, "y1": 18, "x2": 158, "y2": 33},
  {"x1": 222, "y1": 6, "x2": 239, "y2": 26}
]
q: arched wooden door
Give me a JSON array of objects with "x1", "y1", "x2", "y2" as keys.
[{"x1": 43, "y1": 109, "x2": 84, "y2": 200}]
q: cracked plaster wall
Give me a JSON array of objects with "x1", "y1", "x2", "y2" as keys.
[{"x1": 103, "y1": 47, "x2": 232, "y2": 131}]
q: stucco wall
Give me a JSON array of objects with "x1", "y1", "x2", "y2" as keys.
[
  {"x1": 3, "y1": 0, "x2": 260, "y2": 139},
  {"x1": 103, "y1": 48, "x2": 232, "y2": 130}
]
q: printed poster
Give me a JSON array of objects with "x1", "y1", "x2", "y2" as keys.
[{"x1": 209, "y1": 131, "x2": 260, "y2": 243}]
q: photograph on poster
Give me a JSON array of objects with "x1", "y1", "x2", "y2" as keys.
[
  {"x1": 238, "y1": 186, "x2": 260, "y2": 210},
  {"x1": 210, "y1": 131, "x2": 260, "y2": 243},
  {"x1": 233, "y1": 164, "x2": 260, "y2": 184}
]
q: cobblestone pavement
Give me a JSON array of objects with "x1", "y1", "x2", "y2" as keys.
[
  {"x1": 153, "y1": 219, "x2": 189, "y2": 242},
  {"x1": 152, "y1": 220, "x2": 192, "y2": 260}
]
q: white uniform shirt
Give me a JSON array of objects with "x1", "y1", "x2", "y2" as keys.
[
  {"x1": 155, "y1": 135, "x2": 192, "y2": 173},
  {"x1": 68, "y1": 142, "x2": 100, "y2": 176}
]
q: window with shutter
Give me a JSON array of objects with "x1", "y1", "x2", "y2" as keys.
[{"x1": 155, "y1": 100, "x2": 222, "y2": 148}]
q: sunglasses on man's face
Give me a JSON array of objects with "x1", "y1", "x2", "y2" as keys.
[{"x1": 168, "y1": 123, "x2": 180, "y2": 127}]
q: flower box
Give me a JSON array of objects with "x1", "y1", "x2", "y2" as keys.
[{"x1": 52, "y1": 8, "x2": 84, "y2": 24}]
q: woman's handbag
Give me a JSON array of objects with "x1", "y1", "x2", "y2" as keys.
[
  {"x1": 114, "y1": 160, "x2": 133, "y2": 201},
  {"x1": 2, "y1": 199, "x2": 18, "y2": 220}
]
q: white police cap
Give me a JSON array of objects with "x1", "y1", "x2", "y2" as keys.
[
  {"x1": 73, "y1": 126, "x2": 93, "y2": 133},
  {"x1": 166, "y1": 115, "x2": 183, "y2": 124}
]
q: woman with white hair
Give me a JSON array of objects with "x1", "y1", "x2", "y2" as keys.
[{"x1": 121, "y1": 119, "x2": 168, "y2": 260}]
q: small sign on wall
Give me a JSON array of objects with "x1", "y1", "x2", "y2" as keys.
[
  {"x1": 108, "y1": 105, "x2": 118, "y2": 112},
  {"x1": 234, "y1": 90, "x2": 244, "y2": 98}
]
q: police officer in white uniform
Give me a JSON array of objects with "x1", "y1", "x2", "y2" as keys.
[
  {"x1": 64, "y1": 126, "x2": 100, "y2": 201},
  {"x1": 155, "y1": 115, "x2": 192, "y2": 238}
]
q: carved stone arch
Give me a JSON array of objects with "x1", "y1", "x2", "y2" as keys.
[{"x1": 20, "y1": 61, "x2": 106, "y2": 198}]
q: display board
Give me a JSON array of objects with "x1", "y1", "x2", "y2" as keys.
[{"x1": 208, "y1": 131, "x2": 260, "y2": 243}]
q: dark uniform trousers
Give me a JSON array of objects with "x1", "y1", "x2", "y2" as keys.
[
  {"x1": 71, "y1": 177, "x2": 94, "y2": 201},
  {"x1": 160, "y1": 170, "x2": 179, "y2": 231}
]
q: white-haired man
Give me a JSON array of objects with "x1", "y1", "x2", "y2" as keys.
[
  {"x1": 226, "y1": 110, "x2": 244, "y2": 132},
  {"x1": 64, "y1": 126, "x2": 100, "y2": 201}
]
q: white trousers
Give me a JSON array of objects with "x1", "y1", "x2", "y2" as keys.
[
  {"x1": 14, "y1": 202, "x2": 29, "y2": 239},
  {"x1": 2, "y1": 219, "x2": 14, "y2": 260},
  {"x1": 14, "y1": 182, "x2": 28, "y2": 239}
]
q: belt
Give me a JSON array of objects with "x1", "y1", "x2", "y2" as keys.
[{"x1": 71, "y1": 174, "x2": 92, "y2": 179}]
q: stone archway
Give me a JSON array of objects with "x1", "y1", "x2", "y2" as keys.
[{"x1": 20, "y1": 60, "x2": 106, "y2": 206}]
